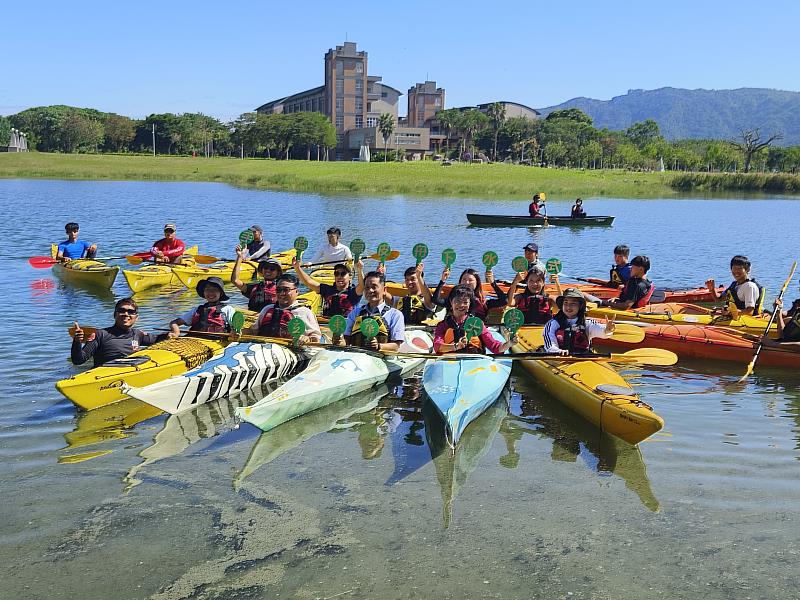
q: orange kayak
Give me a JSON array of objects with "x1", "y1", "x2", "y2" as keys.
[{"x1": 596, "y1": 324, "x2": 800, "y2": 369}]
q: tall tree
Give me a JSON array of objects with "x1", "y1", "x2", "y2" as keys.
[
  {"x1": 485, "y1": 102, "x2": 506, "y2": 161},
  {"x1": 460, "y1": 109, "x2": 489, "y2": 160},
  {"x1": 435, "y1": 108, "x2": 460, "y2": 155},
  {"x1": 103, "y1": 114, "x2": 136, "y2": 152},
  {"x1": 626, "y1": 119, "x2": 662, "y2": 149},
  {"x1": 378, "y1": 113, "x2": 394, "y2": 161},
  {"x1": 545, "y1": 108, "x2": 593, "y2": 125},
  {"x1": 730, "y1": 128, "x2": 783, "y2": 173}
]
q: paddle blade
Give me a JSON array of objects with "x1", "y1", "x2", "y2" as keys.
[
  {"x1": 609, "y1": 323, "x2": 646, "y2": 344},
  {"x1": 126, "y1": 255, "x2": 146, "y2": 265},
  {"x1": 738, "y1": 363, "x2": 755, "y2": 383},
  {"x1": 29, "y1": 256, "x2": 57, "y2": 268},
  {"x1": 193, "y1": 254, "x2": 221, "y2": 264},
  {"x1": 614, "y1": 348, "x2": 678, "y2": 366}
]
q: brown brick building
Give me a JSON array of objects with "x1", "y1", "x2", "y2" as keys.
[{"x1": 407, "y1": 81, "x2": 445, "y2": 128}]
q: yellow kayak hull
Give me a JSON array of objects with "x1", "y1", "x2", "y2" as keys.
[
  {"x1": 120, "y1": 245, "x2": 199, "y2": 293},
  {"x1": 513, "y1": 327, "x2": 664, "y2": 445},
  {"x1": 56, "y1": 337, "x2": 227, "y2": 410},
  {"x1": 52, "y1": 260, "x2": 119, "y2": 289}
]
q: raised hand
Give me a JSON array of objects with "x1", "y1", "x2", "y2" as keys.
[{"x1": 73, "y1": 321, "x2": 84, "y2": 343}]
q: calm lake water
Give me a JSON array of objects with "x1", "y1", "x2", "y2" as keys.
[{"x1": 2, "y1": 178, "x2": 800, "y2": 599}]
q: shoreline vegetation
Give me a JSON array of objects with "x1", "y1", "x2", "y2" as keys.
[{"x1": 1, "y1": 153, "x2": 798, "y2": 198}]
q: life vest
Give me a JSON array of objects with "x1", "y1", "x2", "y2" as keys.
[
  {"x1": 257, "y1": 305, "x2": 294, "y2": 338},
  {"x1": 440, "y1": 315, "x2": 485, "y2": 354},
  {"x1": 634, "y1": 279, "x2": 655, "y2": 308},
  {"x1": 323, "y1": 284, "x2": 359, "y2": 317},
  {"x1": 349, "y1": 305, "x2": 391, "y2": 348},
  {"x1": 397, "y1": 294, "x2": 430, "y2": 325},
  {"x1": 609, "y1": 264, "x2": 629, "y2": 286},
  {"x1": 528, "y1": 202, "x2": 541, "y2": 217},
  {"x1": 516, "y1": 292, "x2": 553, "y2": 325},
  {"x1": 190, "y1": 303, "x2": 229, "y2": 333},
  {"x1": 725, "y1": 279, "x2": 765, "y2": 313},
  {"x1": 554, "y1": 315, "x2": 591, "y2": 353},
  {"x1": 247, "y1": 280, "x2": 277, "y2": 312},
  {"x1": 247, "y1": 239, "x2": 268, "y2": 258},
  {"x1": 780, "y1": 305, "x2": 800, "y2": 342}
]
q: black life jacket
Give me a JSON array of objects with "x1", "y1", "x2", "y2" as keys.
[
  {"x1": 247, "y1": 279, "x2": 277, "y2": 312},
  {"x1": 622, "y1": 277, "x2": 655, "y2": 308},
  {"x1": 247, "y1": 239, "x2": 268, "y2": 258},
  {"x1": 190, "y1": 303, "x2": 229, "y2": 333},
  {"x1": 781, "y1": 304, "x2": 800, "y2": 342},
  {"x1": 257, "y1": 305, "x2": 293, "y2": 338},
  {"x1": 516, "y1": 292, "x2": 552, "y2": 325},
  {"x1": 397, "y1": 294, "x2": 431, "y2": 325},
  {"x1": 554, "y1": 314, "x2": 591, "y2": 353},
  {"x1": 609, "y1": 264, "x2": 630, "y2": 286},
  {"x1": 725, "y1": 278, "x2": 765, "y2": 313},
  {"x1": 323, "y1": 284, "x2": 359, "y2": 318},
  {"x1": 349, "y1": 305, "x2": 391, "y2": 348}
]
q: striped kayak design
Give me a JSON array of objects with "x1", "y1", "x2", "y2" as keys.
[
  {"x1": 596, "y1": 323, "x2": 800, "y2": 369},
  {"x1": 512, "y1": 326, "x2": 664, "y2": 445},
  {"x1": 587, "y1": 303, "x2": 776, "y2": 337},
  {"x1": 422, "y1": 330, "x2": 512, "y2": 447},
  {"x1": 122, "y1": 342, "x2": 303, "y2": 414},
  {"x1": 52, "y1": 260, "x2": 119, "y2": 289},
  {"x1": 56, "y1": 336, "x2": 228, "y2": 410},
  {"x1": 237, "y1": 331, "x2": 433, "y2": 432}
]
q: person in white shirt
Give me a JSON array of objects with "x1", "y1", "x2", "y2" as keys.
[
  {"x1": 305, "y1": 227, "x2": 353, "y2": 266},
  {"x1": 543, "y1": 288, "x2": 614, "y2": 355},
  {"x1": 169, "y1": 277, "x2": 237, "y2": 335},
  {"x1": 705, "y1": 255, "x2": 765, "y2": 316}
]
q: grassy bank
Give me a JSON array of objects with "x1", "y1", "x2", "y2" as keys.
[
  {"x1": 0, "y1": 153, "x2": 676, "y2": 198},
  {"x1": 671, "y1": 172, "x2": 800, "y2": 193}
]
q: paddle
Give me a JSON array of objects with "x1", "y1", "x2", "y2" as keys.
[
  {"x1": 412, "y1": 243, "x2": 429, "y2": 266},
  {"x1": 29, "y1": 255, "x2": 129, "y2": 268},
  {"x1": 738, "y1": 260, "x2": 797, "y2": 382},
  {"x1": 540, "y1": 192, "x2": 548, "y2": 226},
  {"x1": 294, "y1": 236, "x2": 309, "y2": 263},
  {"x1": 389, "y1": 347, "x2": 677, "y2": 366},
  {"x1": 350, "y1": 238, "x2": 366, "y2": 262}
]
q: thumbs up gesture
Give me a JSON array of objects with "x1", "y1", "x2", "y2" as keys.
[{"x1": 73, "y1": 321, "x2": 84, "y2": 343}]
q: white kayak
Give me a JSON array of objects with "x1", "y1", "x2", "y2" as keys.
[
  {"x1": 236, "y1": 330, "x2": 432, "y2": 433},
  {"x1": 122, "y1": 342, "x2": 303, "y2": 414}
]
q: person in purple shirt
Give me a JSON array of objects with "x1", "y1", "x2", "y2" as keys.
[{"x1": 57, "y1": 222, "x2": 97, "y2": 261}]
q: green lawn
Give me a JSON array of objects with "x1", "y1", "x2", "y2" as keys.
[{"x1": 0, "y1": 153, "x2": 678, "y2": 198}]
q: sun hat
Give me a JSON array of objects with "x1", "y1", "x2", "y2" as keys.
[
  {"x1": 196, "y1": 276, "x2": 230, "y2": 301},
  {"x1": 556, "y1": 287, "x2": 585, "y2": 309}
]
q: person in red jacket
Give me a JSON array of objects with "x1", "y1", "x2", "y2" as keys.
[
  {"x1": 150, "y1": 222, "x2": 186, "y2": 264},
  {"x1": 528, "y1": 194, "x2": 543, "y2": 217}
]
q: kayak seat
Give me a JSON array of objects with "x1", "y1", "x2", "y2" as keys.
[{"x1": 595, "y1": 383, "x2": 637, "y2": 397}]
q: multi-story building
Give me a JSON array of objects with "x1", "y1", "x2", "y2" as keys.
[{"x1": 407, "y1": 81, "x2": 445, "y2": 128}]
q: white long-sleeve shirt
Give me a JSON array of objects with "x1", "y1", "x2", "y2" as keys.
[
  {"x1": 542, "y1": 317, "x2": 610, "y2": 353},
  {"x1": 309, "y1": 242, "x2": 353, "y2": 264}
]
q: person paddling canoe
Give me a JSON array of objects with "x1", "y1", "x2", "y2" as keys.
[
  {"x1": 705, "y1": 255, "x2": 765, "y2": 317},
  {"x1": 335, "y1": 271, "x2": 405, "y2": 352},
  {"x1": 294, "y1": 259, "x2": 363, "y2": 318},
  {"x1": 433, "y1": 285, "x2": 516, "y2": 354},
  {"x1": 571, "y1": 198, "x2": 587, "y2": 218},
  {"x1": 169, "y1": 277, "x2": 236, "y2": 336},
  {"x1": 543, "y1": 288, "x2": 615, "y2": 356},
  {"x1": 150, "y1": 223, "x2": 187, "y2": 264},
  {"x1": 391, "y1": 265, "x2": 437, "y2": 325},
  {"x1": 426, "y1": 267, "x2": 508, "y2": 321},
  {"x1": 528, "y1": 194, "x2": 544, "y2": 218},
  {"x1": 57, "y1": 222, "x2": 97, "y2": 261},
  {"x1": 232, "y1": 251, "x2": 282, "y2": 312},
  {"x1": 250, "y1": 274, "x2": 321, "y2": 344},
  {"x1": 71, "y1": 298, "x2": 164, "y2": 367},
  {"x1": 600, "y1": 255, "x2": 655, "y2": 310},
  {"x1": 506, "y1": 266, "x2": 557, "y2": 325}
]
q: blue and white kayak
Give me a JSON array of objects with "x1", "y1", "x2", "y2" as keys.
[
  {"x1": 122, "y1": 342, "x2": 302, "y2": 414},
  {"x1": 422, "y1": 331, "x2": 511, "y2": 447}
]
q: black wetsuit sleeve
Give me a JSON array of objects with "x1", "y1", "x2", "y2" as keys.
[
  {"x1": 432, "y1": 281, "x2": 447, "y2": 308},
  {"x1": 71, "y1": 330, "x2": 103, "y2": 365},
  {"x1": 486, "y1": 281, "x2": 508, "y2": 309},
  {"x1": 138, "y1": 331, "x2": 162, "y2": 346}
]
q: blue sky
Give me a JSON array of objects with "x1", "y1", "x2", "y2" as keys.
[{"x1": 2, "y1": 0, "x2": 797, "y2": 121}]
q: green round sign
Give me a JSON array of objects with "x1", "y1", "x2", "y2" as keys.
[
  {"x1": 328, "y1": 314, "x2": 347, "y2": 336},
  {"x1": 412, "y1": 243, "x2": 429, "y2": 263},
  {"x1": 442, "y1": 248, "x2": 456, "y2": 267},
  {"x1": 376, "y1": 242, "x2": 391, "y2": 261},
  {"x1": 349, "y1": 238, "x2": 366, "y2": 258},
  {"x1": 239, "y1": 229, "x2": 254, "y2": 246},
  {"x1": 503, "y1": 308, "x2": 524, "y2": 333},
  {"x1": 511, "y1": 256, "x2": 529, "y2": 273},
  {"x1": 545, "y1": 258, "x2": 562, "y2": 275},
  {"x1": 360, "y1": 317, "x2": 380, "y2": 339},
  {"x1": 287, "y1": 317, "x2": 306, "y2": 339},
  {"x1": 463, "y1": 316, "x2": 484, "y2": 339},
  {"x1": 231, "y1": 311, "x2": 246, "y2": 333},
  {"x1": 293, "y1": 236, "x2": 308, "y2": 252},
  {"x1": 482, "y1": 251, "x2": 499, "y2": 269}
]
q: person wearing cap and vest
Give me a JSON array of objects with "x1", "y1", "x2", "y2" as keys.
[
  {"x1": 241, "y1": 225, "x2": 270, "y2": 260},
  {"x1": 169, "y1": 277, "x2": 237, "y2": 335},
  {"x1": 304, "y1": 227, "x2": 353, "y2": 266},
  {"x1": 543, "y1": 288, "x2": 615, "y2": 355},
  {"x1": 601, "y1": 255, "x2": 655, "y2": 310},
  {"x1": 705, "y1": 255, "x2": 765, "y2": 316},
  {"x1": 232, "y1": 247, "x2": 282, "y2": 312},
  {"x1": 523, "y1": 242, "x2": 546, "y2": 273},
  {"x1": 56, "y1": 222, "x2": 97, "y2": 261},
  {"x1": 151, "y1": 223, "x2": 186, "y2": 264},
  {"x1": 506, "y1": 266, "x2": 557, "y2": 325},
  {"x1": 334, "y1": 271, "x2": 405, "y2": 352},
  {"x1": 251, "y1": 274, "x2": 321, "y2": 344},
  {"x1": 294, "y1": 258, "x2": 363, "y2": 318},
  {"x1": 392, "y1": 265, "x2": 437, "y2": 326},
  {"x1": 433, "y1": 284, "x2": 517, "y2": 355}
]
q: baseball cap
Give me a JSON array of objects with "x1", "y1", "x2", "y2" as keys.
[
  {"x1": 523, "y1": 243, "x2": 539, "y2": 253},
  {"x1": 164, "y1": 222, "x2": 176, "y2": 231},
  {"x1": 251, "y1": 225, "x2": 263, "y2": 233}
]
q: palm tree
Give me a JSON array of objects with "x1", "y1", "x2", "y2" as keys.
[
  {"x1": 486, "y1": 102, "x2": 506, "y2": 162},
  {"x1": 436, "y1": 108, "x2": 459, "y2": 155},
  {"x1": 461, "y1": 109, "x2": 489, "y2": 161},
  {"x1": 378, "y1": 113, "x2": 395, "y2": 162}
]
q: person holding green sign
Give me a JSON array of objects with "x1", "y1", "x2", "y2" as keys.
[
  {"x1": 392, "y1": 265, "x2": 437, "y2": 325},
  {"x1": 250, "y1": 274, "x2": 321, "y2": 344},
  {"x1": 335, "y1": 272, "x2": 405, "y2": 352},
  {"x1": 238, "y1": 225, "x2": 270, "y2": 260},
  {"x1": 304, "y1": 227, "x2": 353, "y2": 266},
  {"x1": 506, "y1": 266, "x2": 557, "y2": 325},
  {"x1": 232, "y1": 251, "x2": 282, "y2": 312},
  {"x1": 433, "y1": 285, "x2": 517, "y2": 354},
  {"x1": 294, "y1": 259, "x2": 363, "y2": 318},
  {"x1": 428, "y1": 268, "x2": 508, "y2": 321},
  {"x1": 543, "y1": 288, "x2": 615, "y2": 355}
]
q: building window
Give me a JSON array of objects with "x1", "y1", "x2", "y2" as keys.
[
  {"x1": 355, "y1": 78, "x2": 363, "y2": 93},
  {"x1": 355, "y1": 98, "x2": 363, "y2": 112},
  {"x1": 336, "y1": 61, "x2": 343, "y2": 76},
  {"x1": 435, "y1": 97, "x2": 442, "y2": 107},
  {"x1": 355, "y1": 115, "x2": 363, "y2": 128},
  {"x1": 336, "y1": 79, "x2": 343, "y2": 95},
  {"x1": 355, "y1": 62, "x2": 363, "y2": 74},
  {"x1": 336, "y1": 97, "x2": 344, "y2": 114},
  {"x1": 335, "y1": 116, "x2": 344, "y2": 129},
  {"x1": 367, "y1": 117, "x2": 378, "y2": 128},
  {"x1": 381, "y1": 92, "x2": 388, "y2": 98}
]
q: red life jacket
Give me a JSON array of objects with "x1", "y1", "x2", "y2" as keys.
[
  {"x1": 441, "y1": 315, "x2": 485, "y2": 354},
  {"x1": 247, "y1": 280, "x2": 277, "y2": 312},
  {"x1": 554, "y1": 315, "x2": 591, "y2": 353},
  {"x1": 516, "y1": 292, "x2": 552, "y2": 325},
  {"x1": 257, "y1": 305, "x2": 293, "y2": 338},
  {"x1": 635, "y1": 280, "x2": 655, "y2": 308},
  {"x1": 322, "y1": 284, "x2": 359, "y2": 317},
  {"x1": 529, "y1": 202, "x2": 541, "y2": 217},
  {"x1": 190, "y1": 303, "x2": 229, "y2": 333}
]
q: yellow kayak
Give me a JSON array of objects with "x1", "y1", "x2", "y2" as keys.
[
  {"x1": 512, "y1": 327, "x2": 664, "y2": 445},
  {"x1": 52, "y1": 260, "x2": 119, "y2": 289},
  {"x1": 586, "y1": 303, "x2": 776, "y2": 337},
  {"x1": 121, "y1": 245, "x2": 198, "y2": 293},
  {"x1": 56, "y1": 336, "x2": 227, "y2": 410},
  {"x1": 170, "y1": 248, "x2": 298, "y2": 290}
]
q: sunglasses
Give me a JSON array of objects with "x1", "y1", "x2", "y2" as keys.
[
  {"x1": 164, "y1": 229, "x2": 175, "y2": 233},
  {"x1": 334, "y1": 271, "x2": 349, "y2": 276},
  {"x1": 276, "y1": 287, "x2": 296, "y2": 293},
  {"x1": 116, "y1": 308, "x2": 138, "y2": 315}
]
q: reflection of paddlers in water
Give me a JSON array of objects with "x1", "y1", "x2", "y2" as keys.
[{"x1": 571, "y1": 198, "x2": 586, "y2": 218}]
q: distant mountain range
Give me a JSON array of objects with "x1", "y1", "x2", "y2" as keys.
[{"x1": 538, "y1": 87, "x2": 800, "y2": 145}]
